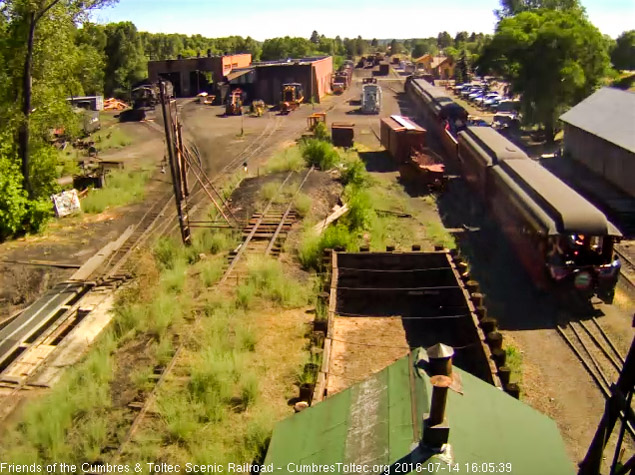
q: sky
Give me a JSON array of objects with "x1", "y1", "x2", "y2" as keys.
[{"x1": 92, "y1": 0, "x2": 635, "y2": 40}]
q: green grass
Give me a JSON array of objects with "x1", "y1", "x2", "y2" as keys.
[
  {"x1": 199, "y1": 256, "x2": 225, "y2": 287},
  {"x1": 81, "y1": 167, "x2": 152, "y2": 213},
  {"x1": 505, "y1": 344, "x2": 523, "y2": 388},
  {"x1": 93, "y1": 127, "x2": 132, "y2": 152},
  {"x1": 293, "y1": 192, "x2": 312, "y2": 218},
  {"x1": 424, "y1": 221, "x2": 456, "y2": 249},
  {"x1": 265, "y1": 147, "x2": 305, "y2": 174},
  {"x1": 236, "y1": 256, "x2": 310, "y2": 309}
]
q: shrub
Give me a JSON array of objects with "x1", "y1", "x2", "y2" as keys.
[
  {"x1": 154, "y1": 237, "x2": 180, "y2": 270},
  {"x1": 342, "y1": 189, "x2": 375, "y2": 231},
  {"x1": 341, "y1": 156, "x2": 369, "y2": 188},
  {"x1": 313, "y1": 122, "x2": 330, "y2": 142},
  {"x1": 302, "y1": 139, "x2": 339, "y2": 170}
]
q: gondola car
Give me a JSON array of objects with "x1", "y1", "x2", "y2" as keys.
[{"x1": 457, "y1": 126, "x2": 621, "y2": 299}]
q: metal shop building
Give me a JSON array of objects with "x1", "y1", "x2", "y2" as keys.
[
  {"x1": 560, "y1": 87, "x2": 635, "y2": 198},
  {"x1": 251, "y1": 56, "x2": 333, "y2": 104},
  {"x1": 147, "y1": 53, "x2": 252, "y2": 97}
]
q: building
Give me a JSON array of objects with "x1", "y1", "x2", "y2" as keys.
[
  {"x1": 413, "y1": 54, "x2": 455, "y2": 79},
  {"x1": 251, "y1": 56, "x2": 333, "y2": 104},
  {"x1": 560, "y1": 87, "x2": 635, "y2": 198},
  {"x1": 264, "y1": 348, "x2": 575, "y2": 475},
  {"x1": 147, "y1": 53, "x2": 252, "y2": 97}
]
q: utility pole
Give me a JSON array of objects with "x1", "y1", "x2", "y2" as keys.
[{"x1": 159, "y1": 81, "x2": 191, "y2": 246}]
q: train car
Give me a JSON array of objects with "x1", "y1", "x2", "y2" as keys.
[
  {"x1": 404, "y1": 77, "x2": 467, "y2": 161},
  {"x1": 457, "y1": 126, "x2": 527, "y2": 198},
  {"x1": 457, "y1": 126, "x2": 622, "y2": 299}
]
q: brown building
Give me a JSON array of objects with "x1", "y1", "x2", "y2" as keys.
[
  {"x1": 560, "y1": 87, "x2": 635, "y2": 198},
  {"x1": 252, "y1": 56, "x2": 333, "y2": 104},
  {"x1": 414, "y1": 54, "x2": 455, "y2": 80},
  {"x1": 147, "y1": 53, "x2": 252, "y2": 96}
]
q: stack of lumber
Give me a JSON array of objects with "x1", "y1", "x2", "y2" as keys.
[{"x1": 104, "y1": 98, "x2": 129, "y2": 111}]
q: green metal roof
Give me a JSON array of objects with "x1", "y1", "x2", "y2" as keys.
[{"x1": 264, "y1": 349, "x2": 575, "y2": 475}]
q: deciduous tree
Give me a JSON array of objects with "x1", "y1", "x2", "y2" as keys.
[
  {"x1": 611, "y1": 30, "x2": 635, "y2": 71},
  {"x1": 479, "y1": 9, "x2": 609, "y2": 141}
]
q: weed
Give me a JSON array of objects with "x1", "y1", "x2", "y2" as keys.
[
  {"x1": 302, "y1": 139, "x2": 339, "y2": 170},
  {"x1": 505, "y1": 344, "x2": 523, "y2": 387},
  {"x1": 342, "y1": 189, "x2": 375, "y2": 231},
  {"x1": 153, "y1": 237, "x2": 180, "y2": 270},
  {"x1": 265, "y1": 147, "x2": 305, "y2": 174},
  {"x1": 238, "y1": 371, "x2": 259, "y2": 409},
  {"x1": 236, "y1": 324, "x2": 257, "y2": 352},
  {"x1": 79, "y1": 414, "x2": 109, "y2": 461},
  {"x1": 157, "y1": 392, "x2": 201, "y2": 444},
  {"x1": 154, "y1": 335, "x2": 175, "y2": 366},
  {"x1": 293, "y1": 192, "x2": 312, "y2": 218},
  {"x1": 160, "y1": 258, "x2": 187, "y2": 294},
  {"x1": 199, "y1": 256, "x2": 225, "y2": 287},
  {"x1": 259, "y1": 181, "x2": 282, "y2": 203},
  {"x1": 340, "y1": 154, "x2": 369, "y2": 188},
  {"x1": 81, "y1": 168, "x2": 150, "y2": 213},
  {"x1": 425, "y1": 221, "x2": 456, "y2": 249},
  {"x1": 93, "y1": 127, "x2": 132, "y2": 151},
  {"x1": 239, "y1": 256, "x2": 309, "y2": 308}
]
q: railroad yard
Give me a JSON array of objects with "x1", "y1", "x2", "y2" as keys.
[{"x1": 0, "y1": 57, "x2": 634, "y2": 473}]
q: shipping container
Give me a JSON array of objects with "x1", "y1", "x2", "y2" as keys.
[{"x1": 331, "y1": 122, "x2": 355, "y2": 148}]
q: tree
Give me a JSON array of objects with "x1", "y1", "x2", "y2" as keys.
[
  {"x1": 480, "y1": 9, "x2": 610, "y2": 141},
  {"x1": 310, "y1": 30, "x2": 319, "y2": 44},
  {"x1": 437, "y1": 31, "x2": 452, "y2": 49},
  {"x1": 4, "y1": 0, "x2": 115, "y2": 198},
  {"x1": 103, "y1": 22, "x2": 147, "y2": 98},
  {"x1": 389, "y1": 39, "x2": 401, "y2": 55},
  {"x1": 454, "y1": 31, "x2": 469, "y2": 47},
  {"x1": 495, "y1": 0, "x2": 583, "y2": 19},
  {"x1": 611, "y1": 30, "x2": 635, "y2": 70},
  {"x1": 455, "y1": 50, "x2": 470, "y2": 84},
  {"x1": 371, "y1": 38, "x2": 378, "y2": 47},
  {"x1": 411, "y1": 38, "x2": 437, "y2": 58}
]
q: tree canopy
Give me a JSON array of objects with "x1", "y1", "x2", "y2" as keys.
[
  {"x1": 479, "y1": 8, "x2": 610, "y2": 140},
  {"x1": 611, "y1": 30, "x2": 635, "y2": 71},
  {"x1": 495, "y1": 0, "x2": 584, "y2": 19}
]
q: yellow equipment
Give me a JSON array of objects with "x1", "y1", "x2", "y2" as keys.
[
  {"x1": 226, "y1": 88, "x2": 244, "y2": 115},
  {"x1": 251, "y1": 99, "x2": 266, "y2": 117},
  {"x1": 280, "y1": 83, "x2": 304, "y2": 114}
]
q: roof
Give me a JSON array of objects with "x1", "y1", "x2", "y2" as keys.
[
  {"x1": 264, "y1": 349, "x2": 575, "y2": 475},
  {"x1": 499, "y1": 159, "x2": 621, "y2": 236},
  {"x1": 431, "y1": 56, "x2": 452, "y2": 69},
  {"x1": 226, "y1": 68, "x2": 253, "y2": 81},
  {"x1": 459, "y1": 126, "x2": 529, "y2": 165},
  {"x1": 559, "y1": 87, "x2": 635, "y2": 154},
  {"x1": 253, "y1": 56, "x2": 331, "y2": 67},
  {"x1": 382, "y1": 116, "x2": 425, "y2": 133},
  {"x1": 413, "y1": 54, "x2": 433, "y2": 63}
]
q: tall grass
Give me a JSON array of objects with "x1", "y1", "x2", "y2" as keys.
[
  {"x1": 265, "y1": 147, "x2": 305, "y2": 174},
  {"x1": 82, "y1": 168, "x2": 151, "y2": 213},
  {"x1": 293, "y1": 192, "x2": 312, "y2": 218},
  {"x1": 236, "y1": 256, "x2": 310, "y2": 309}
]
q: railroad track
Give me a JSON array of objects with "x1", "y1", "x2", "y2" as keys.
[
  {"x1": 113, "y1": 166, "x2": 314, "y2": 459},
  {"x1": 614, "y1": 246, "x2": 635, "y2": 293},
  {"x1": 557, "y1": 316, "x2": 634, "y2": 436}
]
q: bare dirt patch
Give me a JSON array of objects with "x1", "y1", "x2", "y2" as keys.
[{"x1": 327, "y1": 317, "x2": 409, "y2": 395}]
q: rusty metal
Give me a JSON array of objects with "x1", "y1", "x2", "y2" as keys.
[{"x1": 429, "y1": 375, "x2": 452, "y2": 425}]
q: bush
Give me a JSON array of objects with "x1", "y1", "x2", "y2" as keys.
[
  {"x1": 342, "y1": 189, "x2": 375, "y2": 231},
  {"x1": 313, "y1": 122, "x2": 330, "y2": 142},
  {"x1": 302, "y1": 139, "x2": 339, "y2": 170},
  {"x1": 297, "y1": 225, "x2": 358, "y2": 270},
  {"x1": 341, "y1": 156, "x2": 369, "y2": 188}
]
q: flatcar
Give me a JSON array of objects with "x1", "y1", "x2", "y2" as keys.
[{"x1": 457, "y1": 126, "x2": 621, "y2": 299}]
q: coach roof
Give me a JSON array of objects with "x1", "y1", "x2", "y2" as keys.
[{"x1": 459, "y1": 126, "x2": 528, "y2": 164}]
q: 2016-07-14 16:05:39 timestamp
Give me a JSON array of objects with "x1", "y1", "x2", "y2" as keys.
[{"x1": 386, "y1": 462, "x2": 514, "y2": 473}]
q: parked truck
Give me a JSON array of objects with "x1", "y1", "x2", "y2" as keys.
[{"x1": 361, "y1": 80, "x2": 382, "y2": 114}]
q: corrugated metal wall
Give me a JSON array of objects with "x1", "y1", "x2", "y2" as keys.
[{"x1": 564, "y1": 124, "x2": 635, "y2": 198}]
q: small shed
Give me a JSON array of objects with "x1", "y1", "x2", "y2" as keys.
[
  {"x1": 559, "y1": 87, "x2": 635, "y2": 198},
  {"x1": 380, "y1": 115, "x2": 426, "y2": 163},
  {"x1": 264, "y1": 349, "x2": 575, "y2": 475}
]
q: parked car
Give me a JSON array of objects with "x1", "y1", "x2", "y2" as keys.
[
  {"x1": 468, "y1": 89, "x2": 485, "y2": 101},
  {"x1": 476, "y1": 92, "x2": 500, "y2": 107},
  {"x1": 461, "y1": 86, "x2": 480, "y2": 98}
]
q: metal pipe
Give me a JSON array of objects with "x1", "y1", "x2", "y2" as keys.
[{"x1": 429, "y1": 375, "x2": 452, "y2": 426}]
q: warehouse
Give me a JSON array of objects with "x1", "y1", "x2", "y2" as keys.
[
  {"x1": 559, "y1": 87, "x2": 635, "y2": 198},
  {"x1": 147, "y1": 53, "x2": 252, "y2": 97},
  {"x1": 252, "y1": 56, "x2": 333, "y2": 104}
]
